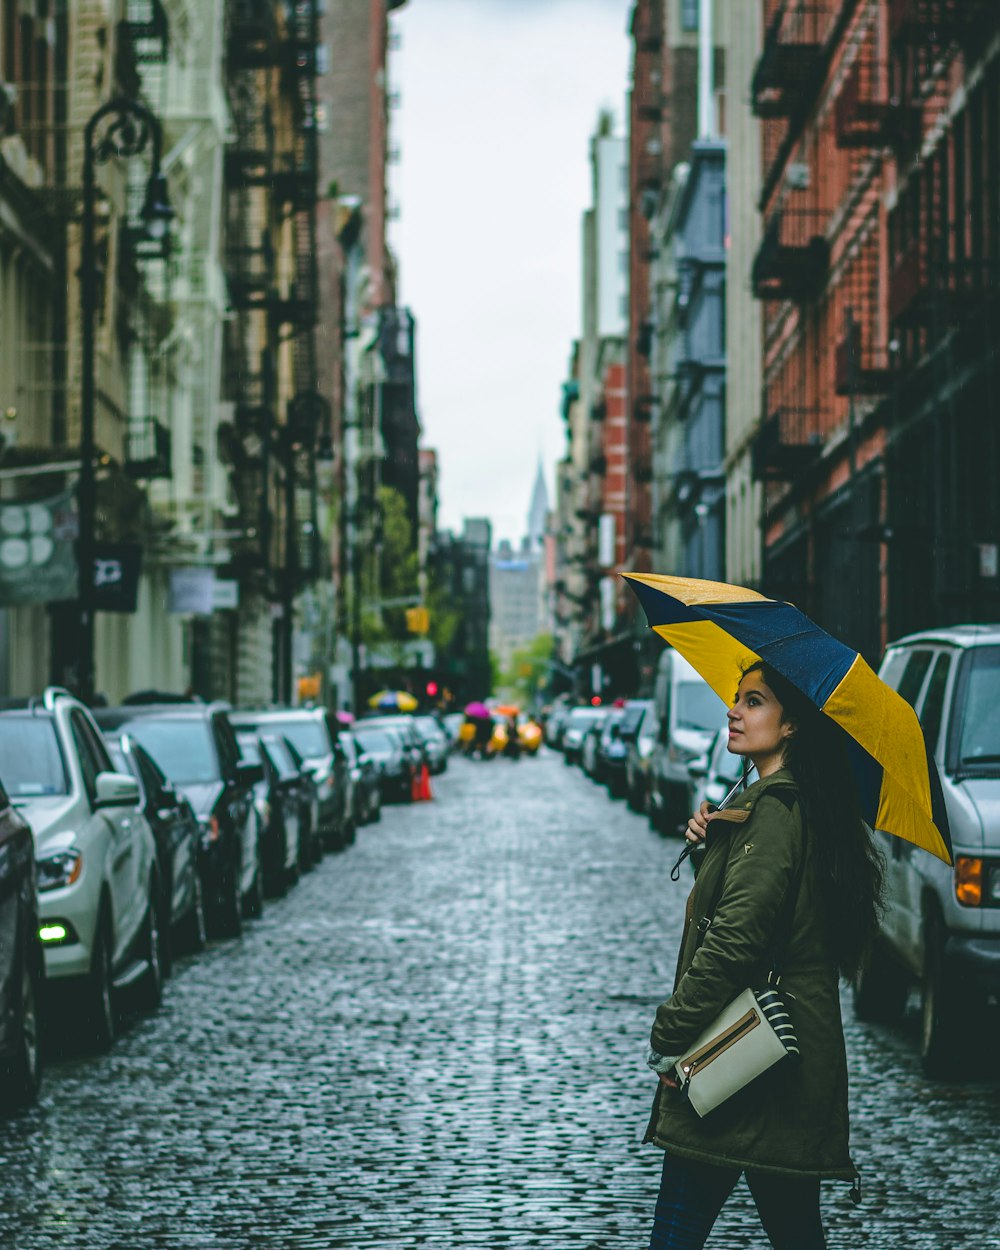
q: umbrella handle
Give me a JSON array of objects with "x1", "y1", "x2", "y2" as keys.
[{"x1": 669, "y1": 763, "x2": 757, "y2": 882}]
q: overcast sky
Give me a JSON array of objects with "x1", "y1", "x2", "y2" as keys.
[{"x1": 392, "y1": 0, "x2": 631, "y2": 546}]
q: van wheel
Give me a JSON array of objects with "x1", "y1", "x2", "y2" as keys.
[
  {"x1": 920, "y1": 914, "x2": 961, "y2": 1078},
  {"x1": 1, "y1": 945, "x2": 43, "y2": 1112},
  {"x1": 852, "y1": 939, "x2": 908, "y2": 1023}
]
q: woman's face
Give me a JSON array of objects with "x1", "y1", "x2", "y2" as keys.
[{"x1": 727, "y1": 669, "x2": 795, "y2": 777}]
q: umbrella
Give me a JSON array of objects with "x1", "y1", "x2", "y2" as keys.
[
  {"x1": 494, "y1": 704, "x2": 520, "y2": 718},
  {"x1": 368, "y1": 690, "x2": 418, "y2": 713},
  {"x1": 622, "y1": 572, "x2": 952, "y2": 864},
  {"x1": 464, "y1": 701, "x2": 491, "y2": 719},
  {"x1": 335, "y1": 710, "x2": 355, "y2": 726}
]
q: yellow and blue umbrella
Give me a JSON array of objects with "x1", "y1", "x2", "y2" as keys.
[
  {"x1": 368, "y1": 690, "x2": 418, "y2": 713},
  {"x1": 622, "y1": 572, "x2": 952, "y2": 864}
]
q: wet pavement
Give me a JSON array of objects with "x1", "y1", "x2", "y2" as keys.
[{"x1": 2, "y1": 751, "x2": 1000, "y2": 1248}]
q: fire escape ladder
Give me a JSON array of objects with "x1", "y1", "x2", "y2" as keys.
[
  {"x1": 751, "y1": 208, "x2": 830, "y2": 302},
  {"x1": 752, "y1": 2, "x2": 833, "y2": 120}
]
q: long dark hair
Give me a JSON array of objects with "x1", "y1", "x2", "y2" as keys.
[{"x1": 744, "y1": 661, "x2": 885, "y2": 977}]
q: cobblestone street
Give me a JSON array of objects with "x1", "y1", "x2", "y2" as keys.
[{"x1": 2, "y1": 752, "x2": 1000, "y2": 1249}]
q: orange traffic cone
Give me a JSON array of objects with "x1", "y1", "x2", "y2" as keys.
[{"x1": 415, "y1": 761, "x2": 433, "y2": 801}]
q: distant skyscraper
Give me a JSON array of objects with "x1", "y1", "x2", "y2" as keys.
[{"x1": 527, "y1": 461, "x2": 549, "y2": 551}]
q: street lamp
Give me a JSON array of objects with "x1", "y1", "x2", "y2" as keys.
[{"x1": 77, "y1": 98, "x2": 172, "y2": 702}]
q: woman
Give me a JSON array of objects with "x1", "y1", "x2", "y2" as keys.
[{"x1": 644, "y1": 661, "x2": 883, "y2": 1250}]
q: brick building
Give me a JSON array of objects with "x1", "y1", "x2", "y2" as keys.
[{"x1": 750, "y1": 0, "x2": 1000, "y2": 662}]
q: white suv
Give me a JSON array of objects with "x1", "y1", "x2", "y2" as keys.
[
  {"x1": 855, "y1": 627, "x2": 1000, "y2": 1076},
  {"x1": 0, "y1": 688, "x2": 160, "y2": 1051}
]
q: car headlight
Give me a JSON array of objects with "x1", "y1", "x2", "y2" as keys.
[{"x1": 37, "y1": 848, "x2": 83, "y2": 893}]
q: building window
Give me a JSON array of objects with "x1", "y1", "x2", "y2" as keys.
[{"x1": 682, "y1": 0, "x2": 699, "y2": 33}]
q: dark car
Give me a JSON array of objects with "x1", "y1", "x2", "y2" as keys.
[
  {"x1": 0, "y1": 777, "x2": 43, "y2": 1113},
  {"x1": 230, "y1": 710, "x2": 352, "y2": 850},
  {"x1": 103, "y1": 733, "x2": 206, "y2": 967},
  {"x1": 359, "y1": 715, "x2": 426, "y2": 781},
  {"x1": 279, "y1": 736, "x2": 324, "y2": 861},
  {"x1": 93, "y1": 705, "x2": 263, "y2": 939},
  {"x1": 235, "y1": 731, "x2": 302, "y2": 894},
  {"x1": 595, "y1": 708, "x2": 629, "y2": 795},
  {"x1": 353, "y1": 725, "x2": 414, "y2": 802},
  {"x1": 411, "y1": 715, "x2": 449, "y2": 775},
  {"x1": 340, "y1": 731, "x2": 382, "y2": 825}
]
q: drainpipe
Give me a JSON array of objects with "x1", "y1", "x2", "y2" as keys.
[{"x1": 699, "y1": 0, "x2": 714, "y2": 139}]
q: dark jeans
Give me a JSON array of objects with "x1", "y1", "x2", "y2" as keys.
[{"x1": 649, "y1": 1151, "x2": 827, "y2": 1250}]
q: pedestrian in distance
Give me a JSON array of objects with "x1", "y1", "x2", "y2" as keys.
[{"x1": 644, "y1": 660, "x2": 884, "y2": 1250}]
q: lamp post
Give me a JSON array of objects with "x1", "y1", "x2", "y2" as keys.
[{"x1": 78, "y1": 98, "x2": 171, "y2": 703}]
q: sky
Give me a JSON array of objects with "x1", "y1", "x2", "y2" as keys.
[{"x1": 391, "y1": 0, "x2": 632, "y2": 547}]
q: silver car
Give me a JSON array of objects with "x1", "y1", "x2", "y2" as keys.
[{"x1": 854, "y1": 626, "x2": 1000, "y2": 1075}]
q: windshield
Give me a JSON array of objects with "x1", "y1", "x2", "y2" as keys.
[
  {"x1": 953, "y1": 647, "x2": 1000, "y2": 770},
  {"x1": 125, "y1": 718, "x2": 220, "y2": 786},
  {"x1": 567, "y1": 708, "x2": 603, "y2": 727},
  {"x1": 0, "y1": 716, "x2": 69, "y2": 797},
  {"x1": 236, "y1": 733, "x2": 261, "y2": 764},
  {"x1": 621, "y1": 701, "x2": 650, "y2": 735},
  {"x1": 260, "y1": 719, "x2": 329, "y2": 760},
  {"x1": 413, "y1": 716, "x2": 445, "y2": 739},
  {"x1": 675, "y1": 683, "x2": 723, "y2": 733},
  {"x1": 355, "y1": 731, "x2": 395, "y2": 755}
]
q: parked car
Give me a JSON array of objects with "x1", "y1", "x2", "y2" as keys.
[
  {"x1": 279, "y1": 736, "x2": 324, "y2": 861},
  {"x1": 0, "y1": 776, "x2": 43, "y2": 1112},
  {"x1": 0, "y1": 688, "x2": 161, "y2": 1051},
  {"x1": 442, "y1": 712, "x2": 465, "y2": 747},
  {"x1": 544, "y1": 696, "x2": 574, "y2": 749},
  {"x1": 103, "y1": 733, "x2": 205, "y2": 967},
  {"x1": 94, "y1": 703, "x2": 263, "y2": 940},
  {"x1": 353, "y1": 726, "x2": 414, "y2": 802},
  {"x1": 361, "y1": 715, "x2": 427, "y2": 781},
  {"x1": 647, "y1": 651, "x2": 723, "y2": 835},
  {"x1": 596, "y1": 708, "x2": 629, "y2": 795},
  {"x1": 562, "y1": 706, "x2": 607, "y2": 766},
  {"x1": 581, "y1": 710, "x2": 611, "y2": 778},
  {"x1": 853, "y1": 626, "x2": 1000, "y2": 1075},
  {"x1": 235, "y1": 731, "x2": 303, "y2": 893},
  {"x1": 687, "y1": 724, "x2": 744, "y2": 817},
  {"x1": 412, "y1": 715, "x2": 449, "y2": 774},
  {"x1": 340, "y1": 732, "x2": 382, "y2": 825},
  {"x1": 623, "y1": 700, "x2": 656, "y2": 812},
  {"x1": 230, "y1": 709, "x2": 352, "y2": 850}
]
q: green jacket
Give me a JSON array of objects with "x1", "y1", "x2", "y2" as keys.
[{"x1": 645, "y1": 768, "x2": 856, "y2": 1181}]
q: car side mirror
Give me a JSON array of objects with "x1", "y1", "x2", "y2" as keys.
[
  {"x1": 236, "y1": 762, "x2": 264, "y2": 788},
  {"x1": 95, "y1": 771, "x2": 141, "y2": 808}
]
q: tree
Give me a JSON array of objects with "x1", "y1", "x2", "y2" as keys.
[{"x1": 497, "y1": 633, "x2": 554, "y2": 707}]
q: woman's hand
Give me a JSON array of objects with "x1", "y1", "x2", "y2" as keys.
[{"x1": 684, "y1": 800, "x2": 712, "y2": 846}]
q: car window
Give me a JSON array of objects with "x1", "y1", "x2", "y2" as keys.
[
  {"x1": 259, "y1": 718, "x2": 329, "y2": 759},
  {"x1": 355, "y1": 730, "x2": 394, "y2": 754},
  {"x1": 918, "y1": 653, "x2": 951, "y2": 754},
  {"x1": 675, "y1": 682, "x2": 722, "y2": 732},
  {"x1": 124, "y1": 718, "x2": 221, "y2": 785},
  {"x1": 262, "y1": 737, "x2": 297, "y2": 780},
  {"x1": 215, "y1": 717, "x2": 241, "y2": 776},
  {"x1": 0, "y1": 715, "x2": 69, "y2": 797},
  {"x1": 897, "y1": 650, "x2": 933, "y2": 709},
  {"x1": 236, "y1": 732, "x2": 262, "y2": 764},
  {"x1": 70, "y1": 710, "x2": 102, "y2": 801},
  {"x1": 339, "y1": 735, "x2": 358, "y2": 765},
  {"x1": 953, "y1": 646, "x2": 1000, "y2": 769}
]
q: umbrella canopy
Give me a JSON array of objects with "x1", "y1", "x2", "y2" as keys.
[
  {"x1": 622, "y1": 572, "x2": 952, "y2": 864},
  {"x1": 335, "y1": 710, "x2": 355, "y2": 726},
  {"x1": 464, "y1": 701, "x2": 491, "y2": 719},
  {"x1": 368, "y1": 690, "x2": 418, "y2": 713},
  {"x1": 494, "y1": 704, "x2": 520, "y2": 718}
]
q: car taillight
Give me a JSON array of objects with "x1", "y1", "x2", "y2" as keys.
[
  {"x1": 955, "y1": 856, "x2": 983, "y2": 907},
  {"x1": 201, "y1": 814, "x2": 222, "y2": 844}
]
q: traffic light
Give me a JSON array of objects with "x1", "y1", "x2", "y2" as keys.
[
  {"x1": 405, "y1": 605, "x2": 430, "y2": 634},
  {"x1": 426, "y1": 680, "x2": 439, "y2": 698}
]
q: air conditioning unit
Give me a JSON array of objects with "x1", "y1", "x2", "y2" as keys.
[{"x1": 787, "y1": 162, "x2": 810, "y2": 190}]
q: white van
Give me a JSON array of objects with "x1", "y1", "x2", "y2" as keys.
[
  {"x1": 647, "y1": 649, "x2": 723, "y2": 835},
  {"x1": 854, "y1": 626, "x2": 1000, "y2": 1076}
]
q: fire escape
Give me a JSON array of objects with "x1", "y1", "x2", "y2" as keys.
[
  {"x1": 752, "y1": 2, "x2": 834, "y2": 121},
  {"x1": 834, "y1": 219, "x2": 892, "y2": 397}
]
